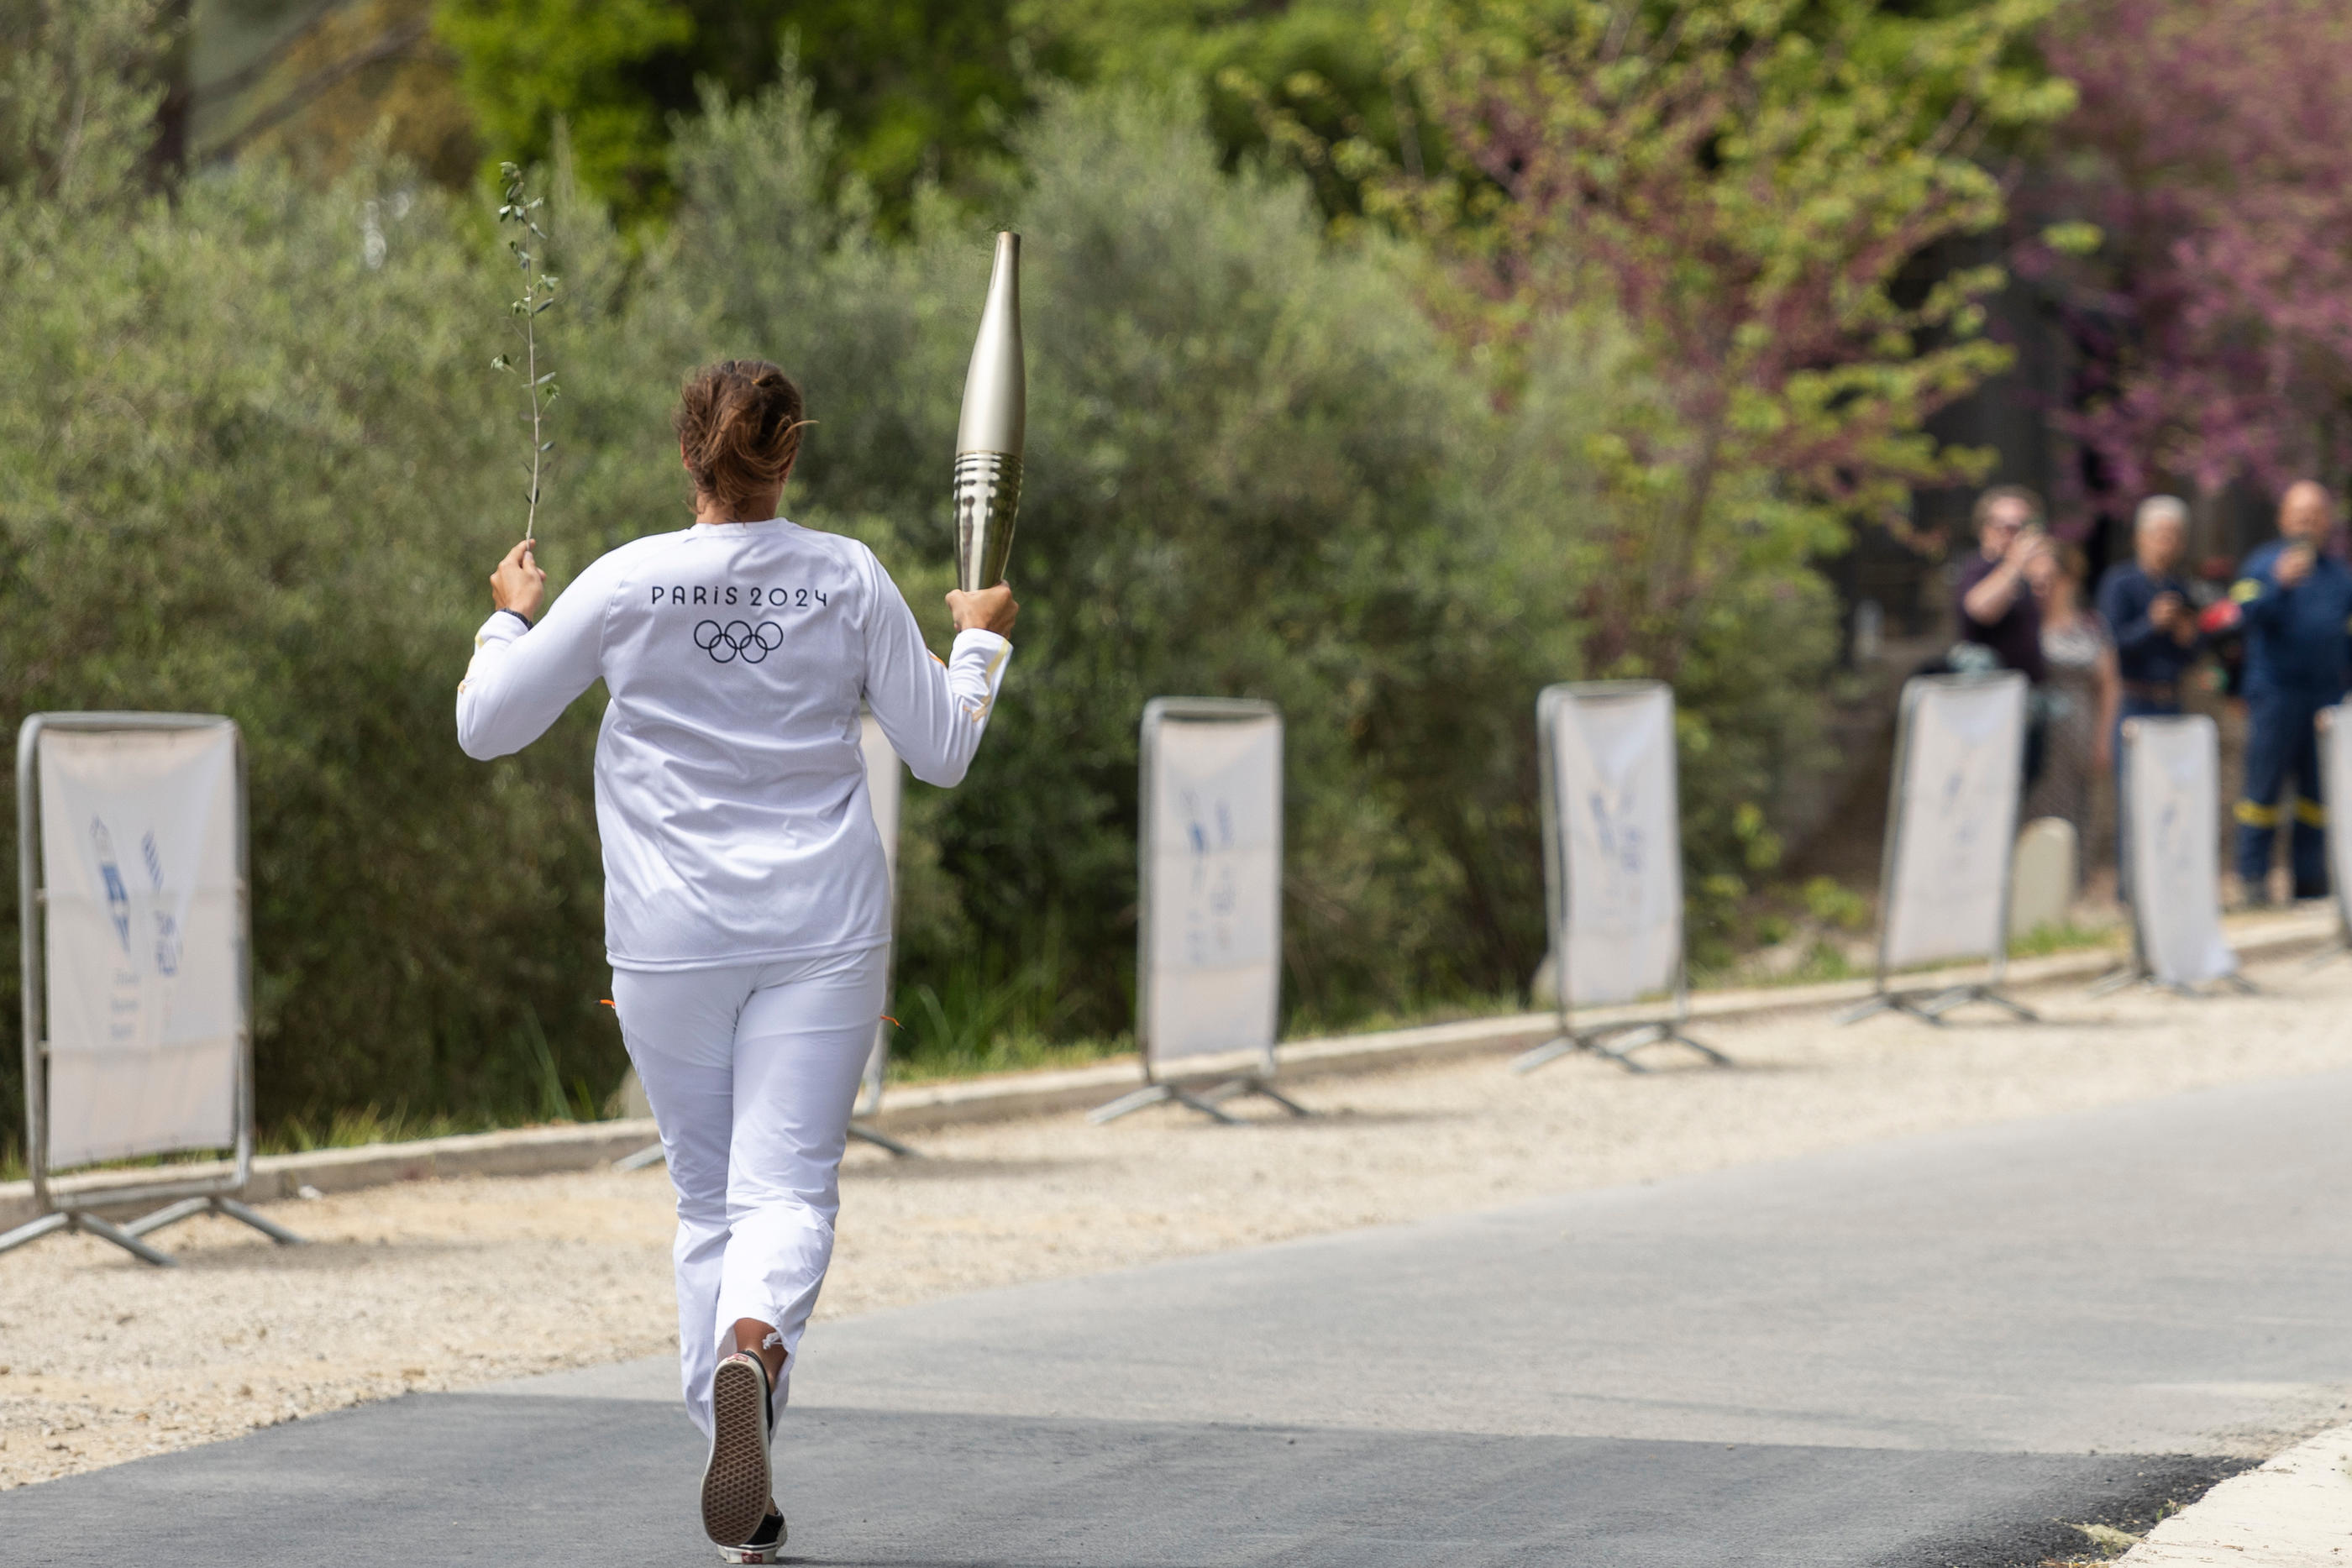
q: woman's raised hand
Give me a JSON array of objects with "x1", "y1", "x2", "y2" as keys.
[
  {"x1": 947, "y1": 583, "x2": 1019, "y2": 637},
  {"x1": 492, "y1": 538, "x2": 547, "y2": 623}
]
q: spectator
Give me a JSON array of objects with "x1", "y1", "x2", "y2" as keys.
[
  {"x1": 1956, "y1": 485, "x2": 2052, "y2": 684},
  {"x1": 2097, "y1": 496, "x2": 2200, "y2": 737},
  {"x1": 2023, "y1": 542, "x2": 2120, "y2": 880},
  {"x1": 2096, "y1": 496, "x2": 2201, "y2": 898},
  {"x1": 2229, "y1": 480, "x2": 2352, "y2": 904}
]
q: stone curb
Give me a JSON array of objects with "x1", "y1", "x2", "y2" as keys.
[
  {"x1": 3, "y1": 907, "x2": 2334, "y2": 1230},
  {"x1": 2118, "y1": 1420, "x2": 2352, "y2": 1565},
  {"x1": 0, "y1": 1120, "x2": 666, "y2": 1230}
]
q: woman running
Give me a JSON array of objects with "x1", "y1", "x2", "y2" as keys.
[{"x1": 455, "y1": 359, "x2": 1016, "y2": 1561}]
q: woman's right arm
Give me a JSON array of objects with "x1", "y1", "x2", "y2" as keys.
[
  {"x1": 454, "y1": 541, "x2": 609, "y2": 760},
  {"x1": 862, "y1": 555, "x2": 1016, "y2": 787}
]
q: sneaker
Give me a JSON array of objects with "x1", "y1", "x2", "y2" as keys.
[
  {"x1": 717, "y1": 1509, "x2": 786, "y2": 1565},
  {"x1": 701, "y1": 1352, "x2": 774, "y2": 1549}
]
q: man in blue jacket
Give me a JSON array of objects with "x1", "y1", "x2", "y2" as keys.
[
  {"x1": 2097, "y1": 496, "x2": 2202, "y2": 900},
  {"x1": 2231, "y1": 480, "x2": 2352, "y2": 903}
]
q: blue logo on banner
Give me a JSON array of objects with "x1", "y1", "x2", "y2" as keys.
[
  {"x1": 142, "y1": 830, "x2": 179, "y2": 975},
  {"x1": 91, "y1": 819, "x2": 131, "y2": 953}
]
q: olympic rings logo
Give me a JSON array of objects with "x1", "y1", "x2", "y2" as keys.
[{"x1": 693, "y1": 620, "x2": 785, "y2": 664}]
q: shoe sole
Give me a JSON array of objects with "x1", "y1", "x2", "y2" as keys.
[
  {"x1": 701, "y1": 1356, "x2": 773, "y2": 1548},
  {"x1": 717, "y1": 1524, "x2": 786, "y2": 1566}
]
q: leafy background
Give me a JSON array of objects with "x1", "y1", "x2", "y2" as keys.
[{"x1": 8, "y1": 0, "x2": 2327, "y2": 1151}]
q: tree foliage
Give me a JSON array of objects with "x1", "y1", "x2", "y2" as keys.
[
  {"x1": 1366, "y1": 0, "x2": 2071, "y2": 664},
  {"x1": 433, "y1": 0, "x2": 1428, "y2": 223},
  {"x1": 1037, "y1": 0, "x2": 1430, "y2": 215},
  {"x1": 434, "y1": 0, "x2": 1058, "y2": 219},
  {"x1": 2029, "y1": 0, "x2": 2352, "y2": 500},
  {"x1": 433, "y1": 0, "x2": 692, "y2": 212},
  {"x1": 0, "y1": 0, "x2": 174, "y2": 207}
]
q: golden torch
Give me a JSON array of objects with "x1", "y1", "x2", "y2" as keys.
[{"x1": 952, "y1": 233, "x2": 1025, "y2": 591}]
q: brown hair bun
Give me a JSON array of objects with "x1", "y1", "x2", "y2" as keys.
[{"x1": 675, "y1": 359, "x2": 810, "y2": 520}]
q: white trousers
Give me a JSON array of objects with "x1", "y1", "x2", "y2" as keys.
[{"x1": 610, "y1": 944, "x2": 888, "y2": 1436}]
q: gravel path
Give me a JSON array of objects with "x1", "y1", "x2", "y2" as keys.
[{"x1": 7, "y1": 951, "x2": 2352, "y2": 1490}]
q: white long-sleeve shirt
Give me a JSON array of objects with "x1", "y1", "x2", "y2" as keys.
[{"x1": 455, "y1": 518, "x2": 1010, "y2": 971}]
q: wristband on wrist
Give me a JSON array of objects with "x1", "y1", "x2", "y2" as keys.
[{"x1": 496, "y1": 607, "x2": 532, "y2": 631}]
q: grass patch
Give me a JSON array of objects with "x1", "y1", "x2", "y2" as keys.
[
  {"x1": 1693, "y1": 916, "x2": 2128, "y2": 994},
  {"x1": 1696, "y1": 941, "x2": 1865, "y2": 989},
  {"x1": 260, "y1": 1104, "x2": 512, "y2": 1156},
  {"x1": 0, "y1": 1141, "x2": 243, "y2": 1183},
  {"x1": 1280, "y1": 989, "x2": 1531, "y2": 1041},
  {"x1": 2042, "y1": 1499, "x2": 2187, "y2": 1565},
  {"x1": 2061, "y1": 1520, "x2": 2145, "y2": 1557},
  {"x1": 2009, "y1": 920, "x2": 2126, "y2": 958},
  {"x1": 885, "y1": 1031, "x2": 1133, "y2": 1085},
  {"x1": 884, "y1": 985, "x2": 1541, "y2": 1087}
]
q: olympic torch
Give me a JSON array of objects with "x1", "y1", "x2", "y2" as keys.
[{"x1": 951, "y1": 233, "x2": 1025, "y2": 591}]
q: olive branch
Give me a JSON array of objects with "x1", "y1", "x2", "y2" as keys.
[{"x1": 491, "y1": 161, "x2": 559, "y2": 543}]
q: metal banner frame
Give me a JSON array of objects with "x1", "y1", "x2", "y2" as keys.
[
  {"x1": 1092, "y1": 698, "x2": 1306, "y2": 1125},
  {"x1": 0, "y1": 713, "x2": 302, "y2": 1266},
  {"x1": 1840, "y1": 671, "x2": 2038, "y2": 1027},
  {"x1": 2090, "y1": 713, "x2": 2252, "y2": 998},
  {"x1": 848, "y1": 711, "x2": 916, "y2": 1156},
  {"x1": 1513, "y1": 681, "x2": 1727, "y2": 1075}
]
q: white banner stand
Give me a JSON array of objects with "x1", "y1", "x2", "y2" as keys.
[
  {"x1": 0, "y1": 714, "x2": 301, "y2": 1266},
  {"x1": 1092, "y1": 699, "x2": 1306, "y2": 1125},
  {"x1": 2092, "y1": 714, "x2": 2248, "y2": 996},
  {"x1": 1840, "y1": 671, "x2": 2039, "y2": 1026},
  {"x1": 2312, "y1": 705, "x2": 2352, "y2": 970},
  {"x1": 616, "y1": 711, "x2": 917, "y2": 1171},
  {"x1": 1513, "y1": 681, "x2": 1726, "y2": 1074}
]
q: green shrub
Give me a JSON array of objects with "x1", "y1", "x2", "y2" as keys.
[{"x1": 0, "y1": 150, "x2": 622, "y2": 1134}]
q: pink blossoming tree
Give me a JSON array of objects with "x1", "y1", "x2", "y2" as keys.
[{"x1": 2032, "y1": 0, "x2": 2352, "y2": 500}]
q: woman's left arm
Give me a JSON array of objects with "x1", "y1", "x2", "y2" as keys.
[{"x1": 455, "y1": 541, "x2": 608, "y2": 759}]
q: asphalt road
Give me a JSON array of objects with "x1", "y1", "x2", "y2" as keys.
[{"x1": 8, "y1": 1069, "x2": 2351, "y2": 1566}]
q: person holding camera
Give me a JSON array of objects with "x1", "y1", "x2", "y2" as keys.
[
  {"x1": 1951, "y1": 485, "x2": 2061, "y2": 789},
  {"x1": 2229, "y1": 480, "x2": 2352, "y2": 904},
  {"x1": 1956, "y1": 485, "x2": 2053, "y2": 684}
]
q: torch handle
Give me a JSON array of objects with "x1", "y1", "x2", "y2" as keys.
[{"x1": 953, "y1": 451, "x2": 1023, "y2": 592}]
